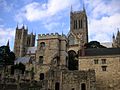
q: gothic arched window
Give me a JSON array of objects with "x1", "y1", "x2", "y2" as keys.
[
  {"x1": 74, "y1": 20, "x2": 77, "y2": 29},
  {"x1": 69, "y1": 34, "x2": 75, "y2": 45},
  {"x1": 79, "y1": 19, "x2": 83, "y2": 29}
]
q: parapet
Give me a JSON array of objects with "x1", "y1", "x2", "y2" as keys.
[
  {"x1": 38, "y1": 33, "x2": 66, "y2": 40},
  {"x1": 71, "y1": 11, "x2": 84, "y2": 14}
]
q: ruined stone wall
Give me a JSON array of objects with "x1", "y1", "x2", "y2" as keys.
[
  {"x1": 62, "y1": 70, "x2": 96, "y2": 90},
  {"x1": 46, "y1": 67, "x2": 96, "y2": 90}
]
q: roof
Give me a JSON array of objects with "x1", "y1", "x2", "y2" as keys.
[
  {"x1": 27, "y1": 47, "x2": 37, "y2": 54},
  {"x1": 15, "y1": 56, "x2": 31, "y2": 64},
  {"x1": 80, "y1": 48, "x2": 120, "y2": 56}
]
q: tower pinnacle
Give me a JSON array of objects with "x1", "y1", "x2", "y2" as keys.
[
  {"x1": 82, "y1": 0, "x2": 86, "y2": 13},
  {"x1": 22, "y1": 24, "x2": 25, "y2": 29},
  {"x1": 6, "y1": 40, "x2": 9, "y2": 47},
  {"x1": 70, "y1": 5, "x2": 73, "y2": 12},
  {"x1": 113, "y1": 33, "x2": 115, "y2": 39},
  {"x1": 16, "y1": 23, "x2": 18, "y2": 29}
]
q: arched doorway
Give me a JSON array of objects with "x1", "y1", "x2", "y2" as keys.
[
  {"x1": 68, "y1": 50, "x2": 78, "y2": 70},
  {"x1": 81, "y1": 83, "x2": 86, "y2": 90},
  {"x1": 55, "y1": 82, "x2": 60, "y2": 90}
]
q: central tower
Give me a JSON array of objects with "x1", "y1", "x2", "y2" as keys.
[
  {"x1": 67, "y1": 8, "x2": 88, "y2": 70},
  {"x1": 68, "y1": 8, "x2": 88, "y2": 52}
]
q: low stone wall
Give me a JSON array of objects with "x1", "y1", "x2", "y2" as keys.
[{"x1": 0, "y1": 82, "x2": 43, "y2": 90}]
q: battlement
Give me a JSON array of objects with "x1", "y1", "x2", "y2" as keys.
[
  {"x1": 71, "y1": 11, "x2": 84, "y2": 14},
  {"x1": 28, "y1": 32, "x2": 36, "y2": 36},
  {"x1": 38, "y1": 33, "x2": 66, "y2": 39}
]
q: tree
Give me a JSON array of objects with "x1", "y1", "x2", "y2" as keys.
[
  {"x1": 0, "y1": 46, "x2": 15, "y2": 66},
  {"x1": 84, "y1": 41, "x2": 106, "y2": 49},
  {"x1": 0, "y1": 45, "x2": 15, "y2": 90}
]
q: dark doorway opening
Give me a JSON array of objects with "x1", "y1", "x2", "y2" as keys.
[
  {"x1": 55, "y1": 82, "x2": 60, "y2": 90},
  {"x1": 72, "y1": 88, "x2": 75, "y2": 90},
  {"x1": 81, "y1": 83, "x2": 86, "y2": 90},
  {"x1": 68, "y1": 50, "x2": 78, "y2": 70},
  {"x1": 40, "y1": 73, "x2": 44, "y2": 80}
]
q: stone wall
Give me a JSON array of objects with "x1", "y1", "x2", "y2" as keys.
[
  {"x1": 79, "y1": 55, "x2": 120, "y2": 90},
  {"x1": 46, "y1": 67, "x2": 96, "y2": 90}
]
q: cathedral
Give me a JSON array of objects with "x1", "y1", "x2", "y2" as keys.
[{"x1": 12, "y1": 6, "x2": 120, "y2": 90}]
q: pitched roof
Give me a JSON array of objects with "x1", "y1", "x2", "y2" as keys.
[
  {"x1": 80, "y1": 48, "x2": 120, "y2": 56},
  {"x1": 15, "y1": 56, "x2": 31, "y2": 64}
]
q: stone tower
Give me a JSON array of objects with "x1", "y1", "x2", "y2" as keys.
[
  {"x1": 68, "y1": 8, "x2": 88, "y2": 52},
  {"x1": 36, "y1": 33, "x2": 67, "y2": 66},
  {"x1": 34, "y1": 33, "x2": 68, "y2": 80},
  {"x1": 26, "y1": 32, "x2": 36, "y2": 47},
  {"x1": 14, "y1": 25, "x2": 36, "y2": 58}
]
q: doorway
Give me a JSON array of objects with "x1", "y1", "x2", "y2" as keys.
[
  {"x1": 55, "y1": 82, "x2": 60, "y2": 90},
  {"x1": 81, "y1": 83, "x2": 86, "y2": 90}
]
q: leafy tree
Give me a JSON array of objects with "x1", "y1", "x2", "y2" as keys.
[
  {"x1": 84, "y1": 41, "x2": 106, "y2": 49},
  {"x1": 0, "y1": 46, "x2": 15, "y2": 66}
]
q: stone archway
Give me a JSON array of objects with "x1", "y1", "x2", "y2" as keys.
[{"x1": 68, "y1": 50, "x2": 78, "y2": 70}]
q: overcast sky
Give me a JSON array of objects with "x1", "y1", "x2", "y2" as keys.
[{"x1": 0, "y1": 0, "x2": 120, "y2": 50}]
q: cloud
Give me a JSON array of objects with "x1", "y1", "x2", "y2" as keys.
[
  {"x1": 0, "y1": 0, "x2": 14, "y2": 12},
  {"x1": 14, "y1": 0, "x2": 120, "y2": 43},
  {"x1": 0, "y1": 26, "x2": 15, "y2": 50},
  {"x1": 21, "y1": 0, "x2": 33, "y2": 5},
  {"x1": 15, "y1": 0, "x2": 80, "y2": 22},
  {"x1": 92, "y1": 34, "x2": 111, "y2": 42},
  {"x1": 44, "y1": 22, "x2": 60, "y2": 31},
  {"x1": 85, "y1": 0, "x2": 120, "y2": 19},
  {"x1": 15, "y1": 0, "x2": 80, "y2": 33},
  {"x1": 0, "y1": 18, "x2": 4, "y2": 27},
  {"x1": 85, "y1": 0, "x2": 120, "y2": 42},
  {"x1": 42, "y1": 13, "x2": 65, "y2": 32}
]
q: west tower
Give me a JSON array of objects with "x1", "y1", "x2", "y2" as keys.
[{"x1": 14, "y1": 25, "x2": 36, "y2": 58}]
